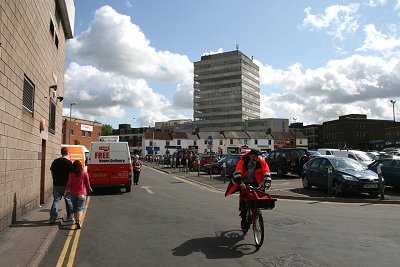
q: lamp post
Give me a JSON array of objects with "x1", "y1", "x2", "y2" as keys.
[
  {"x1": 390, "y1": 100, "x2": 396, "y2": 122},
  {"x1": 69, "y1": 102, "x2": 77, "y2": 144},
  {"x1": 292, "y1": 117, "x2": 298, "y2": 148}
]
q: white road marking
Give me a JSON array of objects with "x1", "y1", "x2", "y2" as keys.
[{"x1": 141, "y1": 186, "x2": 155, "y2": 194}]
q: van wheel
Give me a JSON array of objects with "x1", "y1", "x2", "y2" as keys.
[{"x1": 126, "y1": 185, "x2": 131, "y2": 193}]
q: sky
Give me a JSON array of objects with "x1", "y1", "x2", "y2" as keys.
[{"x1": 63, "y1": 0, "x2": 400, "y2": 128}]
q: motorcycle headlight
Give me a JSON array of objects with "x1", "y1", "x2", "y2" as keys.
[{"x1": 342, "y1": 175, "x2": 358, "y2": 181}]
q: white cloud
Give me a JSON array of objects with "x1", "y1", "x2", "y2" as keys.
[
  {"x1": 257, "y1": 55, "x2": 400, "y2": 124},
  {"x1": 356, "y1": 24, "x2": 400, "y2": 55},
  {"x1": 63, "y1": 62, "x2": 182, "y2": 126},
  {"x1": 202, "y1": 48, "x2": 224, "y2": 56},
  {"x1": 366, "y1": 0, "x2": 387, "y2": 7},
  {"x1": 300, "y1": 4, "x2": 360, "y2": 39},
  {"x1": 395, "y1": 0, "x2": 400, "y2": 10},
  {"x1": 65, "y1": 6, "x2": 194, "y2": 126},
  {"x1": 68, "y1": 5, "x2": 193, "y2": 84}
]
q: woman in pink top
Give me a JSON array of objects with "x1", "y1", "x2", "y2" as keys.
[{"x1": 64, "y1": 160, "x2": 93, "y2": 229}]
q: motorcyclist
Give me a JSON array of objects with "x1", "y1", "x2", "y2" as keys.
[{"x1": 225, "y1": 149, "x2": 271, "y2": 231}]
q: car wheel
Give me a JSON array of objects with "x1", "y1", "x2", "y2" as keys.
[
  {"x1": 369, "y1": 192, "x2": 379, "y2": 198},
  {"x1": 212, "y1": 167, "x2": 219, "y2": 175},
  {"x1": 277, "y1": 167, "x2": 283, "y2": 177},
  {"x1": 302, "y1": 176, "x2": 311, "y2": 189},
  {"x1": 332, "y1": 180, "x2": 344, "y2": 195}
]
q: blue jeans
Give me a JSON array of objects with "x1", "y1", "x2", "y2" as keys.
[{"x1": 50, "y1": 186, "x2": 74, "y2": 221}]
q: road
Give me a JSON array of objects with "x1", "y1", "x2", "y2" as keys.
[{"x1": 40, "y1": 166, "x2": 400, "y2": 267}]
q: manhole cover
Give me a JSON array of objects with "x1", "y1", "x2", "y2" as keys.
[
  {"x1": 266, "y1": 217, "x2": 304, "y2": 226},
  {"x1": 257, "y1": 253, "x2": 321, "y2": 267}
]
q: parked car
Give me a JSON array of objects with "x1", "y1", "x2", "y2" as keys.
[
  {"x1": 366, "y1": 151, "x2": 380, "y2": 160},
  {"x1": 265, "y1": 148, "x2": 310, "y2": 176},
  {"x1": 203, "y1": 154, "x2": 240, "y2": 174},
  {"x1": 367, "y1": 158, "x2": 400, "y2": 188},
  {"x1": 331, "y1": 149, "x2": 373, "y2": 167},
  {"x1": 302, "y1": 155, "x2": 381, "y2": 196},
  {"x1": 308, "y1": 150, "x2": 321, "y2": 159},
  {"x1": 192, "y1": 154, "x2": 219, "y2": 171},
  {"x1": 223, "y1": 154, "x2": 242, "y2": 177}
]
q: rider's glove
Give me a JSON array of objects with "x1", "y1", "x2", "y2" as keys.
[{"x1": 264, "y1": 181, "x2": 271, "y2": 189}]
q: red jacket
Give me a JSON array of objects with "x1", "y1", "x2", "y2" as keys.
[{"x1": 225, "y1": 152, "x2": 271, "y2": 196}]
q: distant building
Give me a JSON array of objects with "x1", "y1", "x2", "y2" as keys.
[
  {"x1": 320, "y1": 114, "x2": 400, "y2": 150},
  {"x1": 0, "y1": 1, "x2": 75, "y2": 231},
  {"x1": 244, "y1": 118, "x2": 289, "y2": 132},
  {"x1": 62, "y1": 116, "x2": 102, "y2": 149},
  {"x1": 193, "y1": 50, "x2": 260, "y2": 131}
]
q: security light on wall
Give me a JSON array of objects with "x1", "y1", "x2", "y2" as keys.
[
  {"x1": 57, "y1": 96, "x2": 64, "y2": 102},
  {"x1": 49, "y1": 85, "x2": 57, "y2": 91}
]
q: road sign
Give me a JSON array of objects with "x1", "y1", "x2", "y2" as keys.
[{"x1": 207, "y1": 135, "x2": 213, "y2": 145}]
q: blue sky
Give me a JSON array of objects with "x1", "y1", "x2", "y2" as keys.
[{"x1": 64, "y1": 0, "x2": 400, "y2": 128}]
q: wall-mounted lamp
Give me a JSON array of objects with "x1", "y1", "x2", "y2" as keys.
[
  {"x1": 49, "y1": 85, "x2": 57, "y2": 91},
  {"x1": 57, "y1": 96, "x2": 64, "y2": 102}
]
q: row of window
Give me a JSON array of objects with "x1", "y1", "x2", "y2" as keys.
[
  {"x1": 194, "y1": 82, "x2": 242, "y2": 91},
  {"x1": 194, "y1": 89, "x2": 242, "y2": 99},
  {"x1": 194, "y1": 97, "x2": 242, "y2": 106},
  {"x1": 151, "y1": 139, "x2": 267, "y2": 146},
  {"x1": 194, "y1": 74, "x2": 242, "y2": 84},
  {"x1": 69, "y1": 130, "x2": 93, "y2": 138}
]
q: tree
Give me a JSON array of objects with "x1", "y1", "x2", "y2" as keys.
[{"x1": 101, "y1": 124, "x2": 113, "y2": 136}]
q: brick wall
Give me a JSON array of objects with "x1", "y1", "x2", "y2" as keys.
[{"x1": 0, "y1": 1, "x2": 70, "y2": 231}]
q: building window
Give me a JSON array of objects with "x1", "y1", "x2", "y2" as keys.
[
  {"x1": 70, "y1": 129, "x2": 74, "y2": 136},
  {"x1": 255, "y1": 139, "x2": 258, "y2": 145},
  {"x1": 230, "y1": 139, "x2": 233, "y2": 145},
  {"x1": 48, "y1": 100, "x2": 56, "y2": 134},
  {"x1": 194, "y1": 140, "x2": 197, "y2": 146},
  {"x1": 82, "y1": 131, "x2": 85, "y2": 137},
  {"x1": 50, "y1": 19, "x2": 55, "y2": 38},
  {"x1": 22, "y1": 76, "x2": 35, "y2": 115},
  {"x1": 219, "y1": 140, "x2": 223, "y2": 145},
  {"x1": 177, "y1": 140, "x2": 181, "y2": 145},
  {"x1": 204, "y1": 140, "x2": 207, "y2": 145},
  {"x1": 55, "y1": 34, "x2": 59, "y2": 49},
  {"x1": 88, "y1": 132, "x2": 92, "y2": 138}
]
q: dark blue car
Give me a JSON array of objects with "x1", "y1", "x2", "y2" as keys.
[
  {"x1": 368, "y1": 158, "x2": 400, "y2": 188},
  {"x1": 302, "y1": 155, "x2": 381, "y2": 196}
]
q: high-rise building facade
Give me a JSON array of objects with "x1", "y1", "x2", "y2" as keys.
[{"x1": 193, "y1": 50, "x2": 260, "y2": 131}]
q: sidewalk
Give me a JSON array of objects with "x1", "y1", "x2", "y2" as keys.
[
  {"x1": 148, "y1": 163, "x2": 400, "y2": 205},
  {"x1": 0, "y1": 197, "x2": 68, "y2": 267}
]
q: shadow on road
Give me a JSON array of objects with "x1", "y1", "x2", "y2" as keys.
[{"x1": 172, "y1": 230, "x2": 259, "y2": 259}]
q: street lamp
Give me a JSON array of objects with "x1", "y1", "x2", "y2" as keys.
[
  {"x1": 69, "y1": 102, "x2": 77, "y2": 144},
  {"x1": 390, "y1": 100, "x2": 396, "y2": 122}
]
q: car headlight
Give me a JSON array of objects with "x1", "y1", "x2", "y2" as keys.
[{"x1": 342, "y1": 175, "x2": 358, "y2": 181}]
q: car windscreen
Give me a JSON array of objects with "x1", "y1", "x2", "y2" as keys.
[{"x1": 331, "y1": 158, "x2": 365, "y2": 171}]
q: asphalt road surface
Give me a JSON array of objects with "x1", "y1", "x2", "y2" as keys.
[{"x1": 40, "y1": 166, "x2": 400, "y2": 267}]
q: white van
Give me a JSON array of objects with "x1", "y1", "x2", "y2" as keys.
[
  {"x1": 317, "y1": 148, "x2": 340, "y2": 155},
  {"x1": 331, "y1": 149, "x2": 373, "y2": 167},
  {"x1": 61, "y1": 144, "x2": 89, "y2": 171},
  {"x1": 87, "y1": 141, "x2": 132, "y2": 192}
]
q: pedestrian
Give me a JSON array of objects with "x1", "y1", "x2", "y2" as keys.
[
  {"x1": 64, "y1": 160, "x2": 93, "y2": 229},
  {"x1": 133, "y1": 155, "x2": 142, "y2": 185},
  {"x1": 49, "y1": 147, "x2": 74, "y2": 224}
]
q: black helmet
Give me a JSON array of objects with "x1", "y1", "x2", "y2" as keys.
[{"x1": 248, "y1": 149, "x2": 262, "y2": 156}]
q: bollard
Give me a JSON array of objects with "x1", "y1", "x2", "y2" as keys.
[
  {"x1": 222, "y1": 162, "x2": 226, "y2": 183},
  {"x1": 327, "y1": 165, "x2": 333, "y2": 196},
  {"x1": 377, "y1": 164, "x2": 385, "y2": 200},
  {"x1": 186, "y1": 159, "x2": 189, "y2": 173},
  {"x1": 197, "y1": 159, "x2": 200, "y2": 176}
]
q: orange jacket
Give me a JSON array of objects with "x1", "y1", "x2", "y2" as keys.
[{"x1": 225, "y1": 152, "x2": 271, "y2": 196}]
